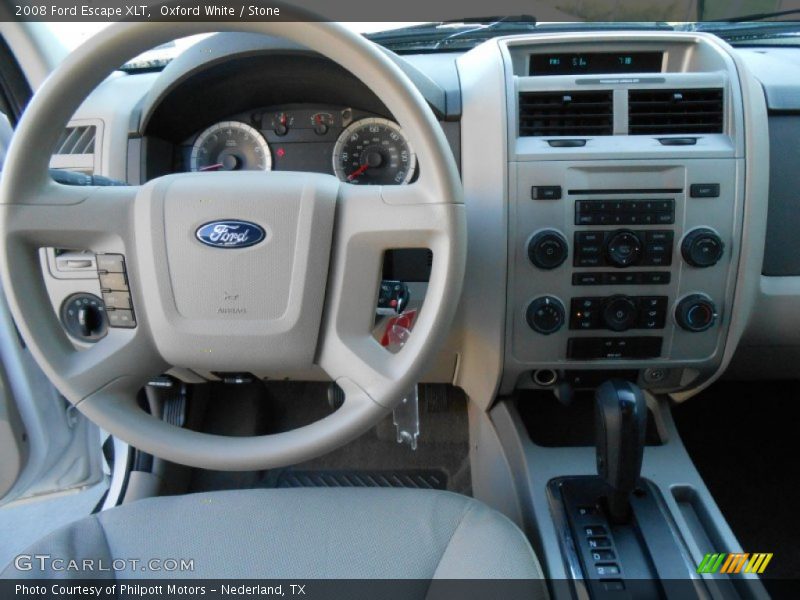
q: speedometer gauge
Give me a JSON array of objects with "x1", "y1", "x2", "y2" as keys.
[
  {"x1": 190, "y1": 121, "x2": 271, "y2": 172},
  {"x1": 332, "y1": 118, "x2": 416, "y2": 185}
]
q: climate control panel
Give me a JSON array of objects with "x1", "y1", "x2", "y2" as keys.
[{"x1": 570, "y1": 296, "x2": 667, "y2": 332}]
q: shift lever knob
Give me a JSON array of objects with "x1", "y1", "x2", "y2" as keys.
[{"x1": 595, "y1": 379, "x2": 647, "y2": 523}]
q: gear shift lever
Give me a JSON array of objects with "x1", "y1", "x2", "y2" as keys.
[{"x1": 595, "y1": 380, "x2": 647, "y2": 523}]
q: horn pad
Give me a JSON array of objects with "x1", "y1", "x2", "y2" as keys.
[{"x1": 134, "y1": 172, "x2": 338, "y2": 373}]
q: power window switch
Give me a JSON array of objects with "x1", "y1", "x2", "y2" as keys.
[
  {"x1": 96, "y1": 254, "x2": 125, "y2": 273},
  {"x1": 103, "y1": 291, "x2": 132, "y2": 310},
  {"x1": 99, "y1": 272, "x2": 128, "y2": 291},
  {"x1": 108, "y1": 309, "x2": 136, "y2": 328}
]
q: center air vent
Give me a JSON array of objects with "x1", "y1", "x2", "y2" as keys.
[
  {"x1": 519, "y1": 91, "x2": 613, "y2": 137},
  {"x1": 628, "y1": 88, "x2": 723, "y2": 135}
]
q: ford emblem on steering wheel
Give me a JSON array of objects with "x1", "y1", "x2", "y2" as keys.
[{"x1": 195, "y1": 220, "x2": 267, "y2": 249}]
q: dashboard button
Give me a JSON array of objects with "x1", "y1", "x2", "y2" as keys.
[
  {"x1": 647, "y1": 231, "x2": 673, "y2": 243},
  {"x1": 577, "y1": 232, "x2": 603, "y2": 245},
  {"x1": 606, "y1": 230, "x2": 642, "y2": 267},
  {"x1": 602, "y1": 296, "x2": 639, "y2": 332},
  {"x1": 102, "y1": 291, "x2": 132, "y2": 310},
  {"x1": 96, "y1": 253, "x2": 125, "y2": 273},
  {"x1": 99, "y1": 272, "x2": 128, "y2": 291},
  {"x1": 528, "y1": 230, "x2": 569, "y2": 269},
  {"x1": 675, "y1": 295, "x2": 717, "y2": 332},
  {"x1": 577, "y1": 256, "x2": 602, "y2": 267},
  {"x1": 573, "y1": 273, "x2": 603, "y2": 285},
  {"x1": 682, "y1": 228, "x2": 724, "y2": 267},
  {"x1": 643, "y1": 272, "x2": 671, "y2": 284},
  {"x1": 107, "y1": 309, "x2": 136, "y2": 329},
  {"x1": 527, "y1": 296, "x2": 566, "y2": 335},
  {"x1": 654, "y1": 212, "x2": 675, "y2": 225},
  {"x1": 532, "y1": 186, "x2": 562, "y2": 200},
  {"x1": 690, "y1": 183, "x2": 720, "y2": 198}
]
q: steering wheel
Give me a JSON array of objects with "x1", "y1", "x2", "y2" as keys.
[{"x1": 0, "y1": 21, "x2": 465, "y2": 470}]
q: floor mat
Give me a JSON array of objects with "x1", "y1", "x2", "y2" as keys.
[
  {"x1": 188, "y1": 381, "x2": 471, "y2": 496},
  {"x1": 672, "y1": 380, "x2": 800, "y2": 582},
  {"x1": 272, "y1": 469, "x2": 448, "y2": 490}
]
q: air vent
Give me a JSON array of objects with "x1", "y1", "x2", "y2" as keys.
[
  {"x1": 55, "y1": 125, "x2": 96, "y2": 155},
  {"x1": 519, "y1": 91, "x2": 613, "y2": 137},
  {"x1": 628, "y1": 88, "x2": 723, "y2": 135}
]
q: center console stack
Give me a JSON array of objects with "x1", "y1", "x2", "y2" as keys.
[{"x1": 501, "y1": 33, "x2": 747, "y2": 395}]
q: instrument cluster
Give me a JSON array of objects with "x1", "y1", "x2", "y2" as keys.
[{"x1": 180, "y1": 105, "x2": 416, "y2": 185}]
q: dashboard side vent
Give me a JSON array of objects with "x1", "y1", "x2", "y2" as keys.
[
  {"x1": 519, "y1": 91, "x2": 613, "y2": 137},
  {"x1": 628, "y1": 88, "x2": 723, "y2": 135},
  {"x1": 55, "y1": 125, "x2": 96, "y2": 155}
]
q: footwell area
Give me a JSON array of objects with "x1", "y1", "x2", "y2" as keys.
[
  {"x1": 673, "y1": 380, "x2": 800, "y2": 581},
  {"x1": 187, "y1": 381, "x2": 471, "y2": 496}
]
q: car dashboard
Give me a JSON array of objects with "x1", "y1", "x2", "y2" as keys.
[{"x1": 44, "y1": 27, "x2": 800, "y2": 407}]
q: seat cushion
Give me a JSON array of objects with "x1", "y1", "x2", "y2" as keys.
[{"x1": 2, "y1": 488, "x2": 546, "y2": 586}]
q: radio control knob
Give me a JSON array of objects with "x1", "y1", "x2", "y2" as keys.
[
  {"x1": 606, "y1": 230, "x2": 642, "y2": 268},
  {"x1": 682, "y1": 228, "x2": 724, "y2": 268},
  {"x1": 526, "y1": 296, "x2": 565, "y2": 335},
  {"x1": 528, "y1": 230, "x2": 568, "y2": 270},
  {"x1": 602, "y1": 295, "x2": 639, "y2": 332},
  {"x1": 675, "y1": 294, "x2": 717, "y2": 332}
]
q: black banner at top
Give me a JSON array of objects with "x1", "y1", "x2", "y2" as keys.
[{"x1": 2, "y1": 0, "x2": 800, "y2": 22}]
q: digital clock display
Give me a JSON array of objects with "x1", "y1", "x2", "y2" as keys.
[{"x1": 530, "y1": 52, "x2": 663, "y2": 76}]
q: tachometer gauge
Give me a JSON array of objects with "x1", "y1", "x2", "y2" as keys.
[
  {"x1": 190, "y1": 121, "x2": 271, "y2": 172},
  {"x1": 332, "y1": 118, "x2": 416, "y2": 185}
]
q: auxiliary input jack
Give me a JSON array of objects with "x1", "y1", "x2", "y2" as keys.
[{"x1": 533, "y1": 369, "x2": 558, "y2": 387}]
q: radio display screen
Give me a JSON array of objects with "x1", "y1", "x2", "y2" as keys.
[{"x1": 529, "y1": 52, "x2": 663, "y2": 76}]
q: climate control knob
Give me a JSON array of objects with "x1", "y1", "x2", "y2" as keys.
[
  {"x1": 602, "y1": 295, "x2": 639, "y2": 332},
  {"x1": 606, "y1": 230, "x2": 642, "y2": 268},
  {"x1": 528, "y1": 230, "x2": 568, "y2": 270},
  {"x1": 526, "y1": 296, "x2": 565, "y2": 335},
  {"x1": 682, "y1": 228, "x2": 724, "y2": 268},
  {"x1": 675, "y1": 294, "x2": 717, "y2": 332}
]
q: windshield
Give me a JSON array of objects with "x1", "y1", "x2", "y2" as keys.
[{"x1": 45, "y1": 7, "x2": 800, "y2": 69}]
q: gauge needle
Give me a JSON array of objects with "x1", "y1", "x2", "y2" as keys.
[
  {"x1": 347, "y1": 164, "x2": 369, "y2": 181},
  {"x1": 199, "y1": 163, "x2": 224, "y2": 171}
]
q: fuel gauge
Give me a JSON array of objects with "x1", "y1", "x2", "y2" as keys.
[{"x1": 311, "y1": 112, "x2": 334, "y2": 135}]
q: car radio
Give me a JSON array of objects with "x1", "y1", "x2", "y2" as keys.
[{"x1": 507, "y1": 155, "x2": 737, "y2": 377}]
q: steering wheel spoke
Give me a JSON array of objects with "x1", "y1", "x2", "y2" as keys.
[
  {"x1": 318, "y1": 182, "x2": 465, "y2": 408},
  {"x1": 2, "y1": 182, "x2": 137, "y2": 248},
  {"x1": 0, "y1": 181, "x2": 164, "y2": 401}
]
